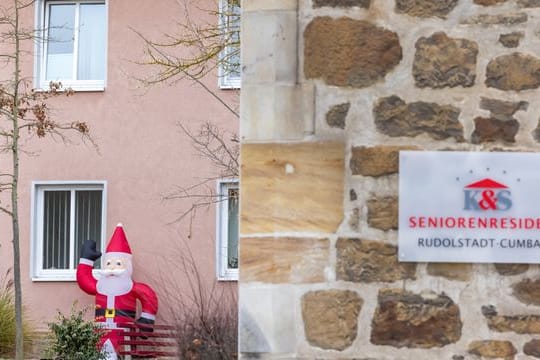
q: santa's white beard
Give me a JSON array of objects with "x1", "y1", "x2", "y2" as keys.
[{"x1": 97, "y1": 269, "x2": 133, "y2": 296}]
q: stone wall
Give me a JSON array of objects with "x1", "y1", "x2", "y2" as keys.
[{"x1": 240, "y1": 0, "x2": 540, "y2": 358}]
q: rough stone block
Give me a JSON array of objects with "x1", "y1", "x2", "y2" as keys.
[
  {"x1": 479, "y1": 98, "x2": 528, "y2": 121},
  {"x1": 482, "y1": 305, "x2": 540, "y2": 334},
  {"x1": 336, "y1": 239, "x2": 416, "y2": 283},
  {"x1": 304, "y1": 17, "x2": 402, "y2": 88},
  {"x1": 462, "y1": 13, "x2": 528, "y2": 25},
  {"x1": 367, "y1": 196, "x2": 398, "y2": 231},
  {"x1": 371, "y1": 289, "x2": 462, "y2": 348},
  {"x1": 241, "y1": 142, "x2": 344, "y2": 233},
  {"x1": 326, "y1": 102, "x2": 350, "y2": 129},
  {"x1": 468, "y1": 340, "x2": 517, "y2": 359},
  {"x1": 302, "y1": 290, "x2": 363, "y2": 351},
  {"x1": 395, "y1": 0, "x2": 458, "y2": 18},
  {"x1": 242, "y1": 0, "x2": 298, "y2": 11},
  {"x1": 240, "y1": 237, "x2": 329, "y2": 283},
  {"x1": 494, "y1": 263, "x2": 529, "y2": 276},
  {"x1": 486, "y1": 52, "x2": 540, "y2": 91},
  {"x1": 499, "y1": 32, "x2": 524, "y2": 48},
  {"x1": 350, "y1": 145, "x2": 418, "y2": 177},
  {"x1": 374, "y1": 95, "x2": 464, "y2": 140},
  {"x1": 413, "y1": 32, "x2": 478, "y2": 89},
  {"x1": 313, "y1": 0, "x2": 370, "y2": 7},
  {"x1": 524, "y1": 339, "x2": 540, "y2": 358},
  {"x1": 474, "y1": 0, "x2": 508, "y2": 4},
  {"x1": 518, "y1": 0, "x2": 540, "y2": 7},
  {"x1": 513, "y1": 278, "x2": 540, "y2": 306},
  {"x1": 471, "y1": 117, "x2": 519, "y2": 144},
  {"x1": 427, "y1": 263, "x2": 472, "y2": 281}
]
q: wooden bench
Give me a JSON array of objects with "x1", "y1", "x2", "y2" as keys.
[{"x1": 117, "y1": 323, "x2": 178, "y2": 359}]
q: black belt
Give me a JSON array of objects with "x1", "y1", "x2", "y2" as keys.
[{"x1": 95, "y1": 308, "x2": 136, "y2": 319}]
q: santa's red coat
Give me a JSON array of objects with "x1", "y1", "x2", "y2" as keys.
[{"x1": 76, "y1": 262, "x2": 158, "y2": 353}]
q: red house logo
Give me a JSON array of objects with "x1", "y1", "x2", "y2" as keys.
[{"x1": 464, "y1": 178, "x2": 512, "y2": 211}]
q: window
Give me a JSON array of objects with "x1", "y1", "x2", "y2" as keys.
[
  {"x1": 35, "y1": 0, "x2": 107, "y2": 91},
  {"x1": 218, "y1": 0, "x2": 240, "y2": 89},
  {"x1": 31, "y1": 182, "x2": 107, "y2": 280},
  {"x1": 216, "y1": 180, "x2": 239, "y2": 280}
]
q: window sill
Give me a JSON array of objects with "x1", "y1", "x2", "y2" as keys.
[
  {"x1": 217, "y1": 270, "x2": 238, "y2": 281},
  {"x1": 32, "y1": 269, "x2": 101, "y2": 282},
  {"x1": 38, "y1": 80, "x2": 105, "y2": 92}
]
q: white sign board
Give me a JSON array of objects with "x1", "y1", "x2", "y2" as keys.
[{"x1": 399, "y1": 151, "x2": 540, "y2": 263}]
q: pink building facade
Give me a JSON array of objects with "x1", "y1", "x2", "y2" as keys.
[{"x1": 0, "y1": 0, "x2": 238, "y2": 331}]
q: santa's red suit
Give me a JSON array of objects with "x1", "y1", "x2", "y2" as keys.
[{"x1": 76, "y1": 224, "x2": 158, "y2": 360}]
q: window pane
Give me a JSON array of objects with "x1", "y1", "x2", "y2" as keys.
[
  {"x1": 42, "y1": 191, "x2": 71, "y2": 269},
  {"x1": 227, "y1": 188, "x2": 239, "y2": 269},
  {"x1": 46, "y1": 4, "x2": 75, "y2": 80},
  {"x1": 222, "y1": 0, "x2": 240, "y2": 79},
  {"x1": 77, "y1": 4, "x2": 106, "y2": 80},
  {"x1": 74, "y1": 190, "x2": 102, "y2": 267}
]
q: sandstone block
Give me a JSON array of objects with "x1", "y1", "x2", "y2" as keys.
[
  {"x1": 486, "y1": 53, "x2": 540, "y2": 91},
  {"x1": 240, "y1": 237, "x2": 329, "y2": 283},
  {"x1": 371, "y1": 289, "x2": 462, "y2": 348},
  {"x1": 326, "y1": 102, "x2": 350, "y2": 129},
  {"x1": 313, "y1": 0, "x2": 370, "y2": 7},
  {"x1": 374, "y1": 95, "x2": 464, "y2": 140},
  {"x1": 482, "y1": 305, "x2": 540, "y2": 334},
  {"x1": 395, "y1": 0, "x2": 458, "y2": 18},
  {"x1": 462, "y1": 13, "x2": 528, "y2": 25},
  {"x1": 304, "y1": 17, "x2": 402, "y2": 88},
  {"x1": 513, "y1": 278, "x2": 540, "y2": 306},
  {"x1": 470, "y1": 117, "x2": 519, "y2": 144},
  {"x1": 302, "y1": 290, "x2": 363, "y2": 350},
  {"x1": 524, "y1": 339, "x2": 540, "y2": 358},
  {"x1": 241, "y1": 142, "x2": 344, "y2": 233},
  {"x1": 367, "y1": 196, "x2": 398, "y2": 231},
  {"x1": 413, "y1": 32, "x2": 478, "y2": 89},
  {"x1": 494, "y1": 263, "x2": 529, "y2": 276},
  {"x1": 468, "y1": 340, "x2": 517, "y2": 359},
  {"x1": 350, "y1": 145, "x2": 417, "y2": 177},
  {"x1": 337, "y1": 239, "x2": 416, "y2": 283},
  {"x1": 427, "y1": 263, "x2": 472, "y2": 281},
  {"x1": 499, "y1": 32, "x2": 524, "y2": 48}
]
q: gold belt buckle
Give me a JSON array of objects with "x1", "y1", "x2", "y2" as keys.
[{"x1": 105, "y1": 308, "x2": 115, "y2": 318}]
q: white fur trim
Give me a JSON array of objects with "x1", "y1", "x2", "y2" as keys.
[
  {"x1": 79, "y1": 258, "x2": 94, "y2": 266},
  {"x1": 102, "y1": 339, "x2": 118, "y2": 360},
  {"x1": 116, "y1": 222, "x2": 123, "y2": 227},
  {"x1": 104, "y1": 252, "x2": 132, "y2": 259},
  {"x1": 140, "y1": 312, "x2": 156, "y2": 321}
]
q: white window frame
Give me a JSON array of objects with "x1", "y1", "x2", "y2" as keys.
[
  {"x1": 218, "y1": 0, "x2": 241, "y2": 89},
  {"x1": 34, "y1": 0, "x2": 108, "y2": 92},
  {"x1": 216, "y1": 179, "x2": 239, "y2": 281},
  {"x1": 31, "y1": 181, "x2": 107, "y2": 281}
]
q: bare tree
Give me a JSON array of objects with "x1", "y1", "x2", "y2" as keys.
[
  {"x1": 0, "y1": 1, "x2": 92, "y2": 358},
  {"x1": 134, "y1": 0, "x2": 240, "y2": 223}
]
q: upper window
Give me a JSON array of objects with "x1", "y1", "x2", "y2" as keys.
[
  {"x1": 36, "y1": 0, "x2": 107, "y2": 91},
  {"x1": 216, "y1": 180, "x2": 239, "y2": 280},
  {"x1": 218, "y1": 0, "x2": 240, "y2": 89},
  {"x1": 31, "y1": 182, "x2": 107, "y2": 281}
]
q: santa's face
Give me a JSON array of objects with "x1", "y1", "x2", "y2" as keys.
[{"x1": 97, "y1": 255, "x2": 133, "y2": 296}]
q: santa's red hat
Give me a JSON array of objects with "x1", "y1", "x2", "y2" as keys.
[{"x1": 105, "y1": 223, "x2": 132, "y2": 257}]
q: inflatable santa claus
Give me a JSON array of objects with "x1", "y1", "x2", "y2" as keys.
[{"x1": 76, "y1": 223, "x2": 158, "y2": 360}]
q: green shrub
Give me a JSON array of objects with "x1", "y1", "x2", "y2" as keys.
[
  {"x1": 47, "y1": 305, "x2": 106, "y2": 360},
  {"x1": 0, "y1": 269, "x2": 35, "y2": 358}
]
